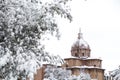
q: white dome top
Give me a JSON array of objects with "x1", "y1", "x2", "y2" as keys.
[{"x1": 72, "y1": 32, "x2": 90, "y2": 49}]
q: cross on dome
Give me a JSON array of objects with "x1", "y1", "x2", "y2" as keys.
[{"x1": 78, "y1": 28, "x2": 83, "y2": 39}]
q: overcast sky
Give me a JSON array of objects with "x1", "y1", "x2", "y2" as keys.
[{"x1": 44, "y1": 0, "x2": 120, "y2": 73}]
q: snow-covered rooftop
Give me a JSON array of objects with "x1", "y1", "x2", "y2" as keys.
[
  {"x1": 64, "y1": 56, "x2": 102, "y2": 60},
  {"x1": 67, "y1": 65, "x2": 104, "y2": 70}
]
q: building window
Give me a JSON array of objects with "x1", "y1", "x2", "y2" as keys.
[
  {"x1": 94, "y1": 65, "x2": 96, "y2": 67},
  {"x1": 66, "y1": 64, "x2": 68, "y2": 67},
  {"x1": 75, "y1": 53, "x2": 78, "y2": 57},
  {"x1": 82, "y1": 53, "x2": 84, "y2": 56}
]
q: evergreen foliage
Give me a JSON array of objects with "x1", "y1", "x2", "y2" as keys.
[{"x1": 0, "y1": 0, "x2": 72, "y2": 80}]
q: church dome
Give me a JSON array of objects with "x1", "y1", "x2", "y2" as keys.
[
  {"x1": 72, "y1": 31, "x2": 90, "y2": 49},
  {"x1": 71, "y1": 29, "x2": 91, "y2": 58}
]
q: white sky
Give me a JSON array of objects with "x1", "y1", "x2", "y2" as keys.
[{"x1": 44, "y1": 0, "x2": 120, "y2": 73}]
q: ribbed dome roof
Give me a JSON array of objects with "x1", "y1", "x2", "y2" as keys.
[{"x1": 72, "y1": 31, "x2": 90, "y2": 49}]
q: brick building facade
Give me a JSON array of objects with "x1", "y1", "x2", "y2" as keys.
[{"x1": 63, "y1": 30, "x2": 105, "y2": 80}]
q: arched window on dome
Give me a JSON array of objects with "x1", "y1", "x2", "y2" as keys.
[
  {"x1": 82, "y1": 53, "x2": 84, "y2": 56},
  {"x1": 75, "y1": 53, "x2": 78, "y2": 57}
]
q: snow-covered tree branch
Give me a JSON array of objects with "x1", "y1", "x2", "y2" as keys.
[
  {"x1": 110, "y1": 66, "x2": 120, "y2": 80},
  {"x1": 44, "y1": 65, "x2": 72, "y2": 80},
  {"x1": 0, "y1": 0, "x2": 72, "y2": 80}
]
